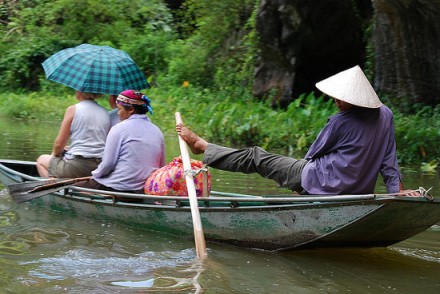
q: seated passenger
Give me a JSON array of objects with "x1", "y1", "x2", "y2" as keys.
[
  {"x1": 176, "y1": 66, "x2": 420, "y2": 196},
  {"x1": 76, "y1": 90, "x2": 165, "y2": 194},
  {"x1": 36, "y1": 91, "x2": 111, "y2": 178},
  {"x1": 108, "y1": 94, "x2": 120, "y2": 127}
]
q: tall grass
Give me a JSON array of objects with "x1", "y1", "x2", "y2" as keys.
[{"x1": 0, "y1": 92, "x2": 76, "y2": 120}]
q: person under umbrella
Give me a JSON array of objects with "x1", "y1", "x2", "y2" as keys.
[
  {"x1": 75, "y1": 90, "x2": 165, "y2": 195},
  {"x1": 36, "y1": 91, "x2": 111, "y2": 178},
  {"x1": 108, "y1": 94, "x2": 119, "y2": 127},
  {"x1": 37, "y1": 44, "x2": 150, "y2": 178}
]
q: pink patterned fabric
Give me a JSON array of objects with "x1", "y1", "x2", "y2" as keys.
[{"x1": 145, "y1": 156, "x2": 211, "y2": 196}]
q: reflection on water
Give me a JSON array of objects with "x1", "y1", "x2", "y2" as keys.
[
  {"x1": 0, "y1": 117, "x2": 58, "y2": 161},
  {"x1": 0, "y1": 117, "x2": 439, "y2": 293}
]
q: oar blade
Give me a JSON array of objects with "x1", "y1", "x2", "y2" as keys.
[
  {"x1": 7, "y1": 179, "x2": 57, "y2": 196},
  {"x1": 12, "y1": 185, "x2": 68, "y2": 203},
  {"x1": 7, "y1": 176, "x2": 91, "y2": 203}
]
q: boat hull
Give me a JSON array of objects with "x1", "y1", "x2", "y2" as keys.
[{"x1": 1, "y1": 159, "x2": 439, "y2": 251}]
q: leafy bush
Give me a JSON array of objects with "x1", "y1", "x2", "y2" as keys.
[
  {"x1": 0, "y1": 38, "x2": 78, "y2": 91},
  {"x1": 161, "y1": 0, "x2": 258, "y2": 89},
  {"x1": 0, "y1": 0, "x2": 173, "y2": 92},
  {"x1": 394, "y1": 105, "x2": 440, "y2": 165}
]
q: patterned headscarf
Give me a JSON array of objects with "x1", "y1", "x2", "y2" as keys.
[{"x1": 117, "y1": 90, "x2": 153, "y2": 114}]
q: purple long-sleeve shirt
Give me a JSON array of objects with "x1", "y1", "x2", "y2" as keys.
[
  {"x1": 92, "y1": 114, "x2": 165, "y2": 191},
  {"x1": 301, "y1": 105, "x2": 401, "y2": 195}
]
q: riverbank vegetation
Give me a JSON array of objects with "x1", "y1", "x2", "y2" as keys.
[
  {"x1": 0, "y1": 0, "x2": 439, "y2": 170},
  {"x1": 0, "y1": 88, "x2": 439, "y2": 170}
]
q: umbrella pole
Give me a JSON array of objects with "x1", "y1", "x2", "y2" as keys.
[{"x1": 175, "y1": 112, "x2": 207, "y2": 259}]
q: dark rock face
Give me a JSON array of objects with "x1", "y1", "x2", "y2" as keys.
[
  {"x1": 253, "y1": 0, "x2": 440, "y2": 107},
  {"x1": 373, "y1": 0, "x2": 440, "y2": 106},
  {"x1": 254, "y1": 0, "x2": 372, "y2": 107}
]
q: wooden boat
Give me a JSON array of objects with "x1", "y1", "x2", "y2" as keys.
[{"x1": 1, "y1": 159, "x2": 439, "y2": 251}]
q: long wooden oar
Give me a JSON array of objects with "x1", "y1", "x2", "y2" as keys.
[
  {"x1": 175, "y1": 112, "x2": 207, "y2": 259},
  {"x1": 8, "y1": 176, "x2": 91, "y2": 204}
]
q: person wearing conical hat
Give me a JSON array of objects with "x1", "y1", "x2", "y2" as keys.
[{"x1": 176, "y1": 65, "x2": 419, "y2": 196}]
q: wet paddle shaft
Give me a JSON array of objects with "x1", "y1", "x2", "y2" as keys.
[{"x1": 175, "y1": 112, "x2": 207, "y2": 259}]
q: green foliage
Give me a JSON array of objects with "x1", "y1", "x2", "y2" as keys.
[
  {"x1": 0, "y1": 0, "x2": 259, "y2": 93},
  {"x1": 0, "y1": 0, "x2": 261, "y2": 93},
  {"x1": 0, "y1": 0, "x2": 438, "y2": 171},
  {"x1": 0, "y1": 91, "x2": 77, "y2": 119},
  {"x1": 0, "y1": 38, "x2": 78, "y2": 91},
  {"x1": 162, "y1": 38, "x2": 211, "y2": 87},
  {"x1": 0, "y1": 0, "x2": 173, "y2": 92},
  {"x1": 394, "y1": 105, "x2": 440, "y2": 165},
  {"x1": 162, "y1": 0, "x2": 258, "y2": 89},
  {"x1": 420, "y1": 161, "x2": 438, "y2": 173},
  {"x1": 0, "y1": 89, "x2": 439, "y2": 168}
]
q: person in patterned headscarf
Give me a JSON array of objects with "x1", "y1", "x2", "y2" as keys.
[{"x1": 76, "y1": 90, "x2": 165, "y2": 194}]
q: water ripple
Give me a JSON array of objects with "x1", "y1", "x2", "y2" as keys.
[
  {"x1": 19, "y1": 248, "x2": 203, "y2": 292},
  {"x1": 392, "y1": 247, "x2": 440, "y2": 263},
  {"x1": 22, "y1": 248, "x2": 193, "y2": 277}
]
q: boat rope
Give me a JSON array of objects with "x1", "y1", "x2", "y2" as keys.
[
  {"x1": 184, "y1": 167, "x2": 209, "y2": 177},
  {"x1": 418, "y1": 187, "x2": 433, "y2": 201}
]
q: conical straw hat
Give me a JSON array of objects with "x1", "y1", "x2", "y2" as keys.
[{"x1": 315, "y1": 65, "x2": 382, "y2": 108}]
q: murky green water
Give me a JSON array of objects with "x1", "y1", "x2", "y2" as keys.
[{"x1": 0, "y1": 116, "x2": 439, "y2": 293}]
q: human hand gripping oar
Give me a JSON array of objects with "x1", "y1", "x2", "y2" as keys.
[
  {"x1": 8, "y1": 176, "x2": 91, "y2": 203},
  {"x1": 175, "y1": 112, "x2": 208, "y2": 259}
]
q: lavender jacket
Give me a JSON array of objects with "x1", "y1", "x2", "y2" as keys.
[
  {"x1": 301, "y1": 105, "x2": 401, "y2": 195},
  {"x1": 92, "y1": 114, "x2": 165, "y2": 191}
]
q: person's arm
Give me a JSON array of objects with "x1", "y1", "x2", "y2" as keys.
[
  {"x1": 52, "y1": 105, "x2": 75, "y2": 157},
  {"x1": 380, "y1": 119, "x2": 420, "y2": 196},
  {"x1": 379, "y1": 117, "x2": 402, "y2": 194},
  {"x1": 304, "y1": 118, "x2": 339, "y2": 160}
]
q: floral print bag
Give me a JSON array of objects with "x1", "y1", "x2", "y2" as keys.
[{"x1": 144, "y1": 156, "x2": 211, "y2": 196}]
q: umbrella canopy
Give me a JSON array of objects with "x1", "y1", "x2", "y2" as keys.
[{"x1": 42, "y1": 44, "x2": 149, "y2": 95}]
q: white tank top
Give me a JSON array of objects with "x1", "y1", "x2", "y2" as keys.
[{"x1": 66, "y1": 100, "x2": 110, "y2": 159}]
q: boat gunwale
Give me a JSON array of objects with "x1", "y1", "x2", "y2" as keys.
[
  {"x1": 56, "y1": 190, "x2": 394, "y2": 212},
  {"x1": 1, "y1": 159, "x2": 438, "y2": 208}
]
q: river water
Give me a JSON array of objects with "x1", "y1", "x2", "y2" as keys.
[{"x1": 0, "y1": 116, "x2": 439, "y2": 293}]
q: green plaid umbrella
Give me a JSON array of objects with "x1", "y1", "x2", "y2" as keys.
[{"x1": 42, "y1": 44, "x2": 149, "y2": 95}]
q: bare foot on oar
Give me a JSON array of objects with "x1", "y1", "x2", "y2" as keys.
[{"x1": 176, "y1": 123, "x2": 208, "y2": 154}]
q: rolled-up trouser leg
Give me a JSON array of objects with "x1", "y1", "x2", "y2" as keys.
[{"x1": 203, "y1": 143, "x2": 307, "y2": 192}]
